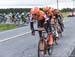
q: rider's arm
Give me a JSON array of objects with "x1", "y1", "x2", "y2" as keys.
[
  {"x1": 30, "y1": 14, "x2": 34, "y2": 30},
  {"x1": 43, "y1": 13, "x2": 49, "y2": 22},
  {"x1": 30, "y1": 21, "x2": 34, "y2": 31},
  {"x1": 30, "y1": 14, "x2": 35, "y2": 35},
  {"x1": 43, "y1": 14, "x2": 49, "y2": 33}
]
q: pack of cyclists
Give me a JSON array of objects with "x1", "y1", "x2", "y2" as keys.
[{"x1": 29, "y1": 6, "x2": 64, "y2": 43}]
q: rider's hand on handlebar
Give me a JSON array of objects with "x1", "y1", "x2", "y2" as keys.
[{"x1": 31, "y1": 30, "x2": 35, "y2": 36}]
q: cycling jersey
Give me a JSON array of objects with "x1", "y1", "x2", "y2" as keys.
[
  {"x1": 30, "y1": 10, "x2": 47, "y2": 21},
  {"x1": 30, "y1": 9, "x2": 48, "y2": 38}
]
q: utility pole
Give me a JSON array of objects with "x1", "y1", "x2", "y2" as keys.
[
  {"x1": 57, "y1": 0, "x2": 59, "y2": 9},
  {"x1": 73, "y1": 0, "x2": 74, "y2": 12},
  {"x1": 72, "y1": 0, "x2": 74, "y2": 15}
]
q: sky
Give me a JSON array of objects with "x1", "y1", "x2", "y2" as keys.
[{"x1": 0, "y1": 0, "x2": 74, "y2": 9}]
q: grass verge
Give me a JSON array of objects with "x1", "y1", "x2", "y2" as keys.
[
  {"x1": 62, "y1": 12, "x2": 68, "y2": 17},
  {"x1": 0, "y1": 24, "x2": 17, "y2": 31}
]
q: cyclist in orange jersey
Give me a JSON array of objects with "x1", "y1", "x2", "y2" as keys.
[
  {"x1": 30, "y1": 7, "x2": 49, "y2": 38},
  {"x1": 43, "y1": 6, "x2": 54, "y2": 32},
  {"x1": 43, "y1": 6, "x2": 59, "y2": 39}
]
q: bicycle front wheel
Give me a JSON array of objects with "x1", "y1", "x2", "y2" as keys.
[{"x1": 38, "y1": 39, "x2": 46, "y2": 57}]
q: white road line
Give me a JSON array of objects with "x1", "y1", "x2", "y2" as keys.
[{"x1": 0, "y1": 31, "x2": 31, "y2": 42}]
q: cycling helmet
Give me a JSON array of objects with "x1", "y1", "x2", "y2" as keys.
[
  {"x1": 31, "y1": 7, "x2": 40, "y2": 14},
  {"x1": 43, "y1": 6, "x2": 50, "y2": 11}
]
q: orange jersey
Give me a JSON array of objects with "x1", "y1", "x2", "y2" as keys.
[
  {"x1": 38, "y1": 11, "x2": 47, "y2": 20},
  {"x1": 30, "y1": 10, "x2": 47, "y2": 21}
]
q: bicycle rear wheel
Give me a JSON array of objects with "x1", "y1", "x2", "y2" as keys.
[{"x1": 38, "y1": 38, "x2": 46, "y2": 57}]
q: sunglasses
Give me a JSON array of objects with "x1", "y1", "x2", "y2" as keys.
[{"x1": 32, "y1": 14, "x2": 39, "y2": 16}]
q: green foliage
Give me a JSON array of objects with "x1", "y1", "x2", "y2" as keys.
[
  {"x1": 0, "y1": 24, "x2": 17, "y2": 31},
  {"x1": 60, "y1": 8, "x2": 74, "y2": 12},
  {"x1": 0, "y1": 8, "x2": 30, "y2": 14},
  {"x1": 61, "y1": 12, "x2": 68, "y2": 17}
]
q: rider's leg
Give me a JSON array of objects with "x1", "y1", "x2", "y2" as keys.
[
  {"x1": 58, "y1": 22, "x2": 63, "y2": 32},
  {"x1": 55, "y1": 29, "x2": 59, "y2": 38},
  {"x1": 38, "y1": 31, "x2": 42, "y2": 38},
  {"x1": 48, "y1": 16, "x2": 52, "y2": 32}
]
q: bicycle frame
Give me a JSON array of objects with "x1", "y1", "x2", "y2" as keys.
[
  {"x1": 42, "y1": 31, "x2": 53, "y2": 45},
  {"x1": 34, "y1": 28, "x2": 54, "y2": 56}
]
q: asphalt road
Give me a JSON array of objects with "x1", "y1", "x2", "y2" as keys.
[
  {"x1": 0, "y1": 17, "x2": 75, "y2": 57},
  {"x1": 69, "y1": 47, "x2": 75, "y2": 57}
]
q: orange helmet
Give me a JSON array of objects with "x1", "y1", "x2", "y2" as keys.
[
  {"x1": 30, "y1": 7, "x2": 39, "y2": 14},
  {"x1": 43, "y1": 6, "x2": 50, "y2": 11}
]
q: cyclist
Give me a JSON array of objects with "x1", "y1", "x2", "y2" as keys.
[
  {"x1": 2, "y1": 13, "x2": 7, "y2": 23},
  {"x1": 53, "y1": 9, "x2": 64, "y2": 33},
  {"x1": 21, "y1": 13, "x2": 26, "y2": 24},
  {"x1": 16, "y1": 12, "x2": 21, "y2": 24},
  {"x1": 43, "y1": 6, "x2": 59, "y2": 39},
  {"x1": 56, "y1": 10, "x2": 64, "y2": 32},
  {"x1": 12, "y1": 13, "x2": 17, "y2": 24},
  {"x1": 30, "y1": 7, "x2": 49, "y2": 38}
]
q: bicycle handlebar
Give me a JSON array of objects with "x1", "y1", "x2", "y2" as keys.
[
  {"x1": 34, "y1": 27, "x2": 45, "y2": 31},
  {"x1": 34, "y1": 29, "x2": 46, "y2": 33}
]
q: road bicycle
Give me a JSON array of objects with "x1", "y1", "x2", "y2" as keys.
[{"x1": 34, "y1": 28, "x2": 54, "y2": 57}]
